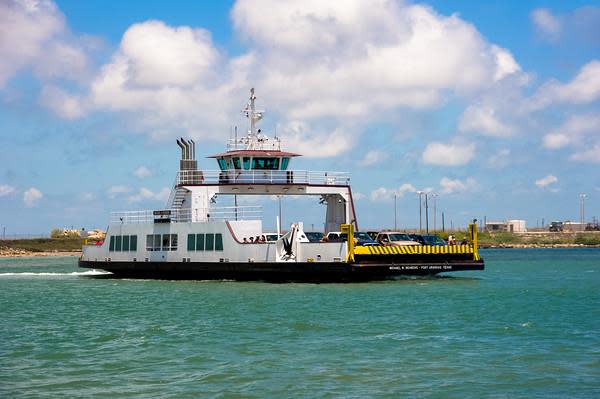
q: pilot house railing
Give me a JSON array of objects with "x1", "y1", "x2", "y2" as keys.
[{"x1": 175, "y1": 170, "x2": 350, "y2": 186}]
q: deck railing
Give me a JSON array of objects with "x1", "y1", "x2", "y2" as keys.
[
  {"x1": 175, "y1": 170, "x2": 350, "y2": 186},
  {"x1": 110, "y1": 206, "x2": 262, "y2": 224}
]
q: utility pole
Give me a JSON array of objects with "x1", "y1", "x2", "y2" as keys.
[
  {"x1": 417, "y1": 191, "x2": 424, "y2": 232},
  {"x1": 580, "y1": 193, "x2": 586, "y2": 231},
  {"x1": 432, "y1": 193, "x2": 438, "y2": 232},
  {"x1": 425, "y1": 193, "x2": 429, "y2": 233},
  {"x1": 442, "y1": 212, "x2": 445, "y2": 232},
  {"x1": 394, "y1": 194, "x2": 397, "y2": 230},
  {"x1": 278, "y1": 195, "x2": 282, "y2": 234}
]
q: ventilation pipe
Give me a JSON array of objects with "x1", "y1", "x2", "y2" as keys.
[
  {"x1": 180, "y1": 137, "x2": 189, "y2": 160},
  {"x1": 190, "y1": 139, "x2": 195, "y2": 160},
  {"x1": 176, "y1": 139, "x2": 185, "y2": 159}
]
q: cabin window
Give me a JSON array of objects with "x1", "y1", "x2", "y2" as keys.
[
  {"x1": 162, "y1": 234, "x2": 170, "y2": 251},
  {"x1": 146, "y1": 234, "x2": 162, "y2": 251},
  {"x1": 281, "y1": 157, "x2": 290, "y2": 170},
  {"x1": 206, "y1": 234, "x2": 215, "y2": 251},
  {"x1": 170, "y1": 234, "x2": 178, "y2": 251},
  {"x1": 153, "y1": 234, "x2": 161, "y2": 251},
  {"x1": 187, "y1": 234, "x2": 196, "y2": 251},
  {"x1": 243, "y1": 157, "x2": 251, "y2": 170},
  {"x1": 109, "y1": 235, "x2": 137, "y2": 252},
  {"x1": 196, "y1": 234, "x2": 205, "y2": 251},
  {"x1": 252, "y1": 157, "x2": 280, "y2": 170},
  {"x1": 217, "y1": 158, "x2": 227, "y2": 170},
  {"x1": 232, "y1": 157, "x2": 241, "y2": 169},
  {"x1": 215, "y1": 234, "x2": 223, "y2": 251}
]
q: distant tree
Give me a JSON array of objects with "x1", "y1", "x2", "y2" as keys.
[{"x1": 50, "y1": 228, "x2": 63, "y2": 239}]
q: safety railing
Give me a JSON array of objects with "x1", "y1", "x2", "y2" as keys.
[
  {"x1": 110, "y1": 206, "x2": 262, "y2": 224},
  {"x1": 175, "y1": 170, "x2": 350, "y2": 186}
]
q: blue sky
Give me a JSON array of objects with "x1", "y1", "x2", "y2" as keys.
[{"x1": 1, "y1": 0, "x2": 600, "y2": 234}]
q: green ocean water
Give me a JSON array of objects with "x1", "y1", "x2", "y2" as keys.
[{"x1": 1, "y1": 249, "x2": 599, "y2": 398}]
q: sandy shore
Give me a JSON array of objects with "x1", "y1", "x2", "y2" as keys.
[{"x1": 0, "y1": 248, "x2": 81, "y2": 258}]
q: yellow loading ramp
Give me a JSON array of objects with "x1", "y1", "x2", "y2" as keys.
[{"x1": 340, "y1": 222, "x2": 481, "y2": 263}]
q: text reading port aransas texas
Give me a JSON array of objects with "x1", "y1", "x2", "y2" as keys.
[{"x1": 1, "y1": 1, "x2": 599, "y2": 398}]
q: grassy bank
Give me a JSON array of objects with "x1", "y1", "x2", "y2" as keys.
[
  {"x1": 431, "y1": 231, "x2": 600, "y2": 247},
  {"x1": 0, "y1": 237, "x2": 84, "y2": 253}
]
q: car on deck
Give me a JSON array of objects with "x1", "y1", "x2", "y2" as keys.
[
  {"x1": 376, "y1": 232, "x2": 421, "y2": 246},
  {"x1": 407, "y1": 234, "x2": 448, "y2": 246}
]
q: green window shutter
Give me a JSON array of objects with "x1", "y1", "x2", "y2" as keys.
[
  {"x1": 122, "y1": 235, "x2": 130, "y2": 251},
  {"x1": 130, "y1": 235, "x2": 137, "y2": 251},
  {"x1": 196, "y1": 234, "x2": 205, "y2": 251},
  {"x1": 215, "y1": 234, "x2": 223, "y2": 251},
  {"x1": 115, "y1": 235, "x2": 122, "y2": 251},
  {"x1": 109, "y1": 236, "x2": 115, "y2": 252},
  {"x1": 205, "y1": 234, "x2": 214, "y2": 251},
  {"x1": 187, "y1": 234, "x2": 196, "y2": 251}
]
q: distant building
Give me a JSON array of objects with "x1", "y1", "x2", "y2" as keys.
[
  {"x1": 485, "y1": 221, "x2": 506, "y2": 232},
  {"x1": 563, "y1": 221, "x2": 585, "y2": 232},
  {"x1": 485, "y1": 220, "x2": 527, "y2": 233},
  {"x1": 507, "y1": 220, "x2": 526, "y2": 233}
]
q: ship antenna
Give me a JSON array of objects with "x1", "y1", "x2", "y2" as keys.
[{"x1": 242, "y1": 88, "x2": 264, "y2": 149}]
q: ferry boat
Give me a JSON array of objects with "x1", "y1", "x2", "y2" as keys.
[{"x1": 79, "y1": 89, "x2": 484, "y2": 281}]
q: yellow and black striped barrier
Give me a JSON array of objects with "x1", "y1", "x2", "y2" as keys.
[{"x1": 354, "y1": 244, "x2": 474, "y2": 256}]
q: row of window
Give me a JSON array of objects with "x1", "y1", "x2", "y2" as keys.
[
  {"x1": 108, "y1": 233, "x2": 225, "y2": 252},
  {"x1": 217, "y1": 156, "x2": 290, "y2": 171},
  {"x1": 146, "y1": 234, "x2": 178, "y2": 251},
  {"x1": 109, "y1": 235, "x2": 138, "y2": 252},
  {"x1": 187, "y1": 233, "x2": 224, "y2": 251}
]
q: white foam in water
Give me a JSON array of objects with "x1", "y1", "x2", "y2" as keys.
[{"x1": 0, "y1": 270, "x2": 112, "y2": 277}]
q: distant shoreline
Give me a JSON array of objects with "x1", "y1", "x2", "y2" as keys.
[{"x1": 0, "y1": 250, "x2": 81, "y2": 258}]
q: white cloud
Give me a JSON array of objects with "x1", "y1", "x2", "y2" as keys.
[
  {"x1": 487, "y1": 149, "x2": 511, "y2": 169},
  {"x1": 106, "y1": 185, "x2": 131, "y2": 199},
  {"x1": 530, "y1": 61, "x2": 600, "y2": 109},
  {"x1": 439, "y1": 177, "x2": 477, "y2": 194},
  {"x1": 370, "y1": 183, "x2": 416, "y2": 202},
  {"x1": 0, "y1": 184, "x2": 16, "y2": 197},
  {"x1": 280, "y1": 122, "x2": 354, "y2": 158},
  {"x1": 79, "y1": 192, "x2": 96, "y2": 201},
  {"x1": 39, "y1": 84, "x2": 85, "y2": 119},
  {"x1": 133, "y1": 166, "x2": 152, "y2": 178},
  {"x1": 359, "y1": 150, "x2": 388, "y2": 166},
  {"x1": 531, "y1": 8, "x2": 562, "y2": 39},
  {"x1": 23, "y1": 187, "x2": 43, "y2": 207},
  {"x1": 535, "y1": 175, "x2": 558, "y2": 188},
  {"x1": 0, "y1": 0, "x2": 90, "y2": 88},
  {"x1": 422, "y1": 142, "x2": 475, "y2": 166},
  {"x1": 127, "y1": 187, "x2": 171, "y2": 203},
  {"x1": 542, "y1": 113, "x2": 600, "y2": 149},
  {"x1": 570, "y1": 145, "x2": 600, "y2": 163},
  {"x1": 42, "y1": 0, "x2": 520, "y2": 156},
  {"x1": 459, "y1": 104, "x2": 513, "y2": 136}
]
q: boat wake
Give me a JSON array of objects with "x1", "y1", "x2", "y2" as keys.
[{"x1": 0, "y1": 270, "x2": 112, "y2": 277}]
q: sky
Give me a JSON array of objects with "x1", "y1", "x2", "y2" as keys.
[{"x1": 1, "y1": 0, "x2": 600, "y2": 235}]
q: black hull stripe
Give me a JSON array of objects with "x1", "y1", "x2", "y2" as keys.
[{"x1": 79, "y1": 260, "x2": 484, "y2": 282}]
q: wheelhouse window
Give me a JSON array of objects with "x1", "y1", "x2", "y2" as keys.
[
  {"x1": 196, "y1": 233, "x2": 205, "y2": 251},
  {"x1": 252, "y1": 157, "x2": 280, "y2": 170},
  {"x1": 122, "y1": 235, "x2": 130, "y2": 251},
  {"x1": 217, "y1": 158, "x2": 227, "y2": 170},
  {"x1": 281, "y1": 157, "x2": 290, "y2": 170},
  {"x1": 243, "y1": 157, "x2": 251, "y2": 170},
  {"x1": 231, "y1": 157, "x2": 241, "y2": 170}
]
